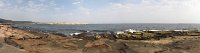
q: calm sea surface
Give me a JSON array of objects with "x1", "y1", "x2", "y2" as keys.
[{"x1": 12, "y1": 23, "x2": 200, "y2": 35}]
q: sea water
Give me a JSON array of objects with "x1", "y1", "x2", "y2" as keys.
[{"x1": 12, "y1": 23, "x2": 200, "y2": 35}]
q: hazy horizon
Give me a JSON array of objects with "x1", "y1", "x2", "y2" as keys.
[{"x1": 0, "y1": 0, "x2": 200, "y2": 23}]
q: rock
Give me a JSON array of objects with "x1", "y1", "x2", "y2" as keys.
[
  {"x1": 4, "y1": 32, "x2": 12, "y2": 37},
  {"x1": 0, "y1": 43, "x2": 27, "y2": 53},
  {"x1": 14, "y1": 35, "x2": 25, "y2": 40},
  {"x1": 83, "y1": 39, "x2": 113, "y2": 53},
  {"x1": 4, "y1": 37, "x2": 23, "y2": 49},
  {"x1": 0, "y1": 33, "x2": 5, "y2": 37},
  {"x1": 118, "y1": 43, "x2": 129, "y2": 53},
  {"x1": 0, "y1": 43, "x2": 3, "y2": 48},
  {"x1": 63, "y1": 43, "x2": 78, "y2": 50}
]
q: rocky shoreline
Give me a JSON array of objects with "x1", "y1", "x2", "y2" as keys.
[{"x1": 1, "y1": 23, "x2": 200, "y2": 53}]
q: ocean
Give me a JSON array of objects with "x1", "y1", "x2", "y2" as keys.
[{"x1": 12, "y1": 23, "x2": 200, "y2": 35}]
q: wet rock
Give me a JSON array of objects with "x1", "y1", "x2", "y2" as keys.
[{"x1": 51, "y1": 32, "x2": 67, "y2": 37}]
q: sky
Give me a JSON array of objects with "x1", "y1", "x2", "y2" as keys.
[{"x1": 0, "y1": 0, "x2": 200, "y2": 23}]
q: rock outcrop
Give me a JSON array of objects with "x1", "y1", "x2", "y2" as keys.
[
  {"x1": 0, "y1": 24, "x2": 41, "y2": 39},
  {"x1": 1, "y1": 23, "x2": 200, "y2": 53}
]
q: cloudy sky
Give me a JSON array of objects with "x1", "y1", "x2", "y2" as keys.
[{"x1": 0, "y1": 0, "x2": 200, "y2": 23}]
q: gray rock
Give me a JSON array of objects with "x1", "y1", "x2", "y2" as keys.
[{"x1": 0, "y1": 43, "x2": 3, "y2": 48}]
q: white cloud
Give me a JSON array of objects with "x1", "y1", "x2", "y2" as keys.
[
  {"x1": 0, "y1": 0, "x2": 200, "y2": 23},
  {"x1": 72, "y1": 2, "x2": 81, "y2": 5},
  {"x1": 0, "y1": 1, "x2": 4, "y2": 7},
  {"x1": 0, "y1": 0, "x2": 58, "y2": 22},
  {"x1": 81, "y1": 0, "x2": 200, "y2": 23}
]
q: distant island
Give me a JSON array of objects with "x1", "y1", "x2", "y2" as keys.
[
  {"x1": 0, "y1": 18, "x2": 88, "y2": 25},
  {"x1": 35, "y1": 22, "x2": 88, "y2": 25}
]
